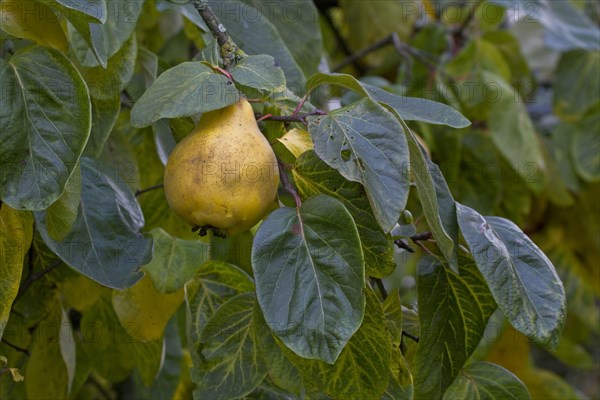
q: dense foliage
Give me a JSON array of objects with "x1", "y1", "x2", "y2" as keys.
[{"x1": 0, "y1": 0, "x2": 598, "y2": 399}]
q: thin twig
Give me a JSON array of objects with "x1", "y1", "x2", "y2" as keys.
[
  {"x1": 321, "y1": 9, "x2": 363, "y2": 73},
  {"x1": 13, "y1": 261, "x2": 62, "y2": 304},
  {"x1": 332, "y1": 32, "x2": 446, "y2": 78},
  {"x1": 278, "y1": 161, "x2": 302, "y2": 209},
  {"x1": 413, "y1": 240, "x2": 436, "y2": 258},
  {"x1": 411, "y1": 231, "x2": 433, "y2": 242},
  {"x1": 134, "y1": 184, "x2": 164, "y2": 197},
  {"x1": 402, "y1": 331, "x2": 420, "y2": 343},
  {"x1": 333, "y1": 34, "x2": 393, "y2": 72},
  {"x1": 394, "y1": 231, "x2": 432, "y2": 253},
  {"x1": 373, "y1": 278, "x2": 388, "y2": 299},
  {"x1": 292, "y1": 93, "x2": 310, "y2": 117},
  {"x1": 1, "y1": 338, "x2": 30, "y2": 357},
  {"x1": 255, "y1": 110, "x2": 326, "y2": 125},
  {"x1": 394, "y1": 239, "x2": 415, "y2": 253},
  {"x1": 192, "y1": 0, "x2": 240, "y2": 68}
]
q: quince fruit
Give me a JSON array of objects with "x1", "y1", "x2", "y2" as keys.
[{"x1": 164, "y1": 99, "x2": 279, "y2": 237}]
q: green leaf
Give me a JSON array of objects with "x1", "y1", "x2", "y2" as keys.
[
  {"x1": 254, "y1": 304, "x2": 302, "y2": 395},
  {"x1": 414, "y1": 256, "x2": 496, "y2": 399},
  {"x1": 81, "y1": 295, "x2": 162, "y2": 383},
  {"x1": 364, "y1": 84, "x2": 471, "y2": 128},
  {"x1": 133, "y1": 319, "x2": 184, "y2": 399},
  {"x1": 443, "y1": 362, "x2": 531, "y2": 400},
  {"x1": 45, "y1": 163, "x2": 81, "y2": 242},
  {"x1": 251, "y1": 195, "x2": 365, "y2": 363},
  {"x1": 446, "y1": 39, "x2": 512, "y2": 83},
  {"x1": 126, "y1": 47, "x2": 159, "y2": 102},
  {"x1": 35, "y1": 157, "x2": 152, "y2": 290},
  {"x1": 152, "y1": 118, "x2": 178, "y2": 164},
  {"x1": 481, "y1": 31, "x2": 534, "y2": 98},
  {"x1": 155, "y1": 0, "x2": 208, "y2": 31},
  {"x1": 554, "y1": 50, "x2": 600, "y2": 120},
  {"x1": 131, "y1": 335, "x2": 164, "y2": 387},
  {"x1": 67, "y1": 18, "x2": 107, "y2": 68},
  {"x1": 70, "y1": 0, "x2": 143, "y2": 67},
  {"x1": 214, "y1": 0, "x2": 306, "y2": 94},
  {"x1": 519, "y1": 368, "x2": 581, "y2": 400},
  {"x1": 246, "y1": 0, "x2": 323, "y2": 77},
  {"x1": 306, "y1": 72, "x2": 370, "y2": 97},
  {"x1": 143, "y1": 228, "x2": 210, "y2": 294},
  {"x1": 382, "y1": 347, "x2": 413, "y2": 400},
  {"x1": 83, "y1": 95, "x2": 121, "y2": 157},
  {"x1": 293, "y1": 150, "x2": 395, "y2": 278},
  {"x1": 307, "y1": 98, "x2": 410, "y2": 232},
  {"x1": 79, "y1": 32, "x2": 138, "y2": 100},
  {"x1": 40, "y1": 0, "x2": 107, "y2": 24},
  {"x1": 547, "y1": 246, "x2": 598, "y2": 333},
  {"x1": 130, "y1": 62, "x2": 239, "y2": 128},
  {"x1": 493, "y1": 0, "x2": 600, "y2": 51},
  {"x1": 0, "y1": 45, "x2": 91, "y2": 210},
  {"x1": 193, "y1": 292, "x2": 266, "y2": 400},
  {"x1": 185, "y1": 260, "x2": 255, "y2": 344},
  {"x1": 0, "y1": 0, "x2": 68, "y2": 52},
  {"x1": 339, "y1": 0, "x2": 414, "y2": 62},
  {"x1": 571, "y1": 103, "x2": 600, "y2": 182},
  {"x1": 231, "y1": 55, "x2": 286, "y2": 94},
  {"x1": 485, "y1": 72, "x2": 546, "y2": 192},
  {"x1": 382, "y1": 289, "x2": 403, "y2": 345},
  {"x1": 0, "y1": 206, "x2": 33, "y2": 339},
  {"x1": 25, "y1": 303, "x2": 75, "y2": 398},
  {"x1": 210, "y1": 232, "x2": 254, "y2": 275},
  {"x1": 402, "y1": 125, "x2": 458, "y2": 270},
  {"x1": 285, "y1": 290, "x2": 391, "y2": 400},
  {"x1": 552, "y1": 335, "x2": 595, "y2": 370},
  {"x1": 456, "y1": 203, "x2": 566, "y2": 348}
]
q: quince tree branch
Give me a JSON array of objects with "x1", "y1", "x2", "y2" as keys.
[{"x1": 192, "y1": 0, "x2": 242, "y2": 69}]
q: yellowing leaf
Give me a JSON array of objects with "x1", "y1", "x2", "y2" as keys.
[
  {"x1": 25, "y1": 302, "x2": 73, "y2": 399},
  {"x1": 112, "y1": 274, "x2": 184, "y2": 342},
  {"x1": 277, "y1": 128, "x2": 313, "y2": 158},
  {"x1": 0, "y1": 206, "x2": 33, "y2": 339},
  {"x1": 0, "y1": 0, "x2": 67, "y2": 52},
  {"x1": 61, "y1": 274, "x2": 103, "y2": 312}
]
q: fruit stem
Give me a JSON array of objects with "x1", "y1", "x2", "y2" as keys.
[{"x1": 278, "y1": 161, "x2": 302, "y2": 209}]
